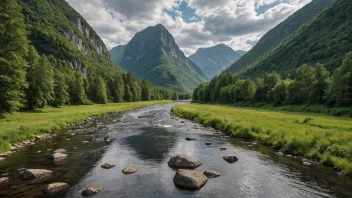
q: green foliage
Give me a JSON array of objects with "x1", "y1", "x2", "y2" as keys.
[
  {"x1": 0, "y1": 0, "x2": 29, "y2": 113},
  {"x1": 172, "y1": 103, "x2": 352, "y2": 173},
  {"x1": 242, "y1": 0, "x2": 352, "y2": 77},
  {"x1": 52, "y1": 69, "x2": 69, "y2": 107},
  {"x1": 225, "y1": 0, "x2": 334, "y2": 74}
]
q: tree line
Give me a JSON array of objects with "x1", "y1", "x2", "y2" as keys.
[
  {"x1": 0, "y1": 0, "x2": 190, "y2": 114},
  {"x1": 193, "y1": 52, "x2": 352, "y2": 108}
]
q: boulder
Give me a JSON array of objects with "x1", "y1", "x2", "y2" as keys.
[
  {"x1": 220, "y1": 147, "x2": 227, "y2": 151},
  {"x1": 101, "y1": 163, "x2": 115, "y2": 169},
  {"x1": 223, "y1": 156, "x2": 238, "y2": 163},
  {"x1": 168, "y1": 154, "x2": 202, "y2": 169},
  {"x1": 51, "y1": 153, "x2": 68, "y2": 161},
  {"x1": 23, "y1": 169, "x2": 52, "y2": 180},
  {"x1": 0, "y1": 177, "x2": 9, "y2": 184},
  {"x1": 302, "y1": 161, "x2": 312, "y2": 166},
  {"x1": 203, "y1": 170, "x2": 220, "y2": 178},
  {"x1": 205, "y1": 143, "x2": 213, "y2": 145},
  {"x1": 44, "y1": 182, "x2": 70, "y2": 195},
  {"x1": 173, "y1": 169, "x2": 208, "y2": 189},
  {"x1": 81, "y1": 188, "x2": 103, "y2": 197},
  {"x1": 185, "y1": 137, "x2": 197, "y2": 141},
  {"x1": 122, "y1": 167, "x2": 137, "y2": 174},
  {"x1": 53, "y1": 149, "x2": 67, "y2": 153}
]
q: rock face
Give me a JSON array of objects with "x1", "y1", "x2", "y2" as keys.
[
  {"x1": 168, "y1": 154, "x2": 202, "y2": 169},
  {"x1": 203, "y1": 170, "x2": 220, "y2": 178},
  {"x1": 81, "y1": 188, "x2": 103, "y2": 197},
  {"x1": 223, "y1": 156, "x2": 238, "y2": 163},
  {"x1": 122, "y1": 167, "x2": 137, "y2": 174},
  {"x1": 23, "y1": 169, "x2": 52, "y2": 180},
  {"x1": 52, "y1": 153, "x2": 68, "y2": 161},
  {"x1": 101, "y1": 163, "x2": 115, "y2": 169},
  {"x1": 44, "y1": 183, "x2": 70, "y2": 195},
  {"x1": 0, "y1": 177, "x2": 9, "y2": 184},
  {"x1": 173, "y1": 169, "x2": 208, "y2": 189}
]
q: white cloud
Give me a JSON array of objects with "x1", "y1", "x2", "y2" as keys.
[{"x1": 65, "y1": 0, "x2": 311, "y2": 56}]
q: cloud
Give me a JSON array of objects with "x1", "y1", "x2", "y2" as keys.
[{"x1": 65, "y1": 0, "x2": 311, "y2": 56}]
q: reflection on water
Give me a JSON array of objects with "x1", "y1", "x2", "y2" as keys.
[{"x1": 121, "y1": 127, "x2": 178, "y2": 163}]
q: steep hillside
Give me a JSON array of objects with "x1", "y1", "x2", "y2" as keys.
[
  {"x1": 225, "y1": 0, "x2": 334, "y2": 74},
  {"x1": 119, "y1": 24, "x2": 207, "y2": 92},
  {"x1": 189, "y1": 44, "x2": 244, "y2": 78},
  {"x1": 110, "y1": 45, "x2": 126, "y2": 65},
  {"x1": 19, "y1": 0, "x2": 124, "y2": 75},
  {"x1": 242, "y1": 0, "x2": 352, "y2": 77}
]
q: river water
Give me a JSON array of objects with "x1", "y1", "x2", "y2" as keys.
[{"x1": 0, "y1": 103, "x2": 351, "y2": 198}]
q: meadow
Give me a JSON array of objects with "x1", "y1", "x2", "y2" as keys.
[
  {"x1": 172, "y1": 103, "x2": 352, "y2": 173},
  {"x1": 0, "y1": 100, "x2": 171, "y2": 152}
]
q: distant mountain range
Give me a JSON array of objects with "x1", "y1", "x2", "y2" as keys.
[
  {"x1": 189, "y1": 44, "x2": 246, "y2": 78},
  {"x1": 110, "y1": 45, "x2": 126, "y2": 65},
  {"x1": 225, "y1": 0, "x2": 335, "y2": 75},
  {"x1": 110, "y1": 24, "x2": 207, "y2": 93}
]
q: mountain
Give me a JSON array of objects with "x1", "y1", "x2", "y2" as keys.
[
  {"x1": 189, "y1": 44, "x2": 245, "y2": 78},
  {"x1": 242, "y1": 0, "x2": 352, "y2": 77},
  {"x1": 110, "y1": 45, "x2": 126, "y2": 65},
  {"x1": 119, "y1": 24, "x2": 207, "y2": 92},
  {"x1": 225, "y1": 0, "x2": 334, "y2": 74}
]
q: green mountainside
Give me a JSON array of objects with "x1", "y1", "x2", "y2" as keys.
[
  {"x1": 242, "y1": 0, "x2": 352, "y2": 77},
  {"x1": 110, "y1": 45, "x2": 126, "y2": 65},
  {"x1": 119, "y1": 24, "x2": 207, "y2": 93},
  {"x1": 225, "y1": 0, "x2": 334, "y2": 74},
  {"x1": 189, "y1": 44, "x2": 245, "y2": 78}
]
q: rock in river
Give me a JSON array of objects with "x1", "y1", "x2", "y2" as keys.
[
  {"x1": 203, "y1": 170, "x2": 220, "y2": 178},
  {"x1": 205, "y1": 143, "x2": 212, "y2": 145},
  {"x1": 122, "y1": 167, "x2": 137, "y2": 174},
  {"x1": 223, "y1": 156, "x2": 238, "y2": 163},
  {"x1": 82, "y1": 188, "x2": 103, "y2": 197},
  {"x1": 185, "y1": 137, "x2": 197, "y2": 141},
  {"x1": 23, "y1": 169, "x2": 52, "y2": 180},
  {"x1": 173, "y1": 169, "x2": 208, "y2": 189},
  {"x1": 44, "y1": 182, "x2": 70, "y2": 195},
  {"x1": 53, "y1": 149, "x2": 67, "y2": 153},
  {"x1": 51, "y1": 153, "x2": 68, "y2": 161},
  {"x1": 101, "y1": 163, "x2": 115, "y2": 169},
  {"x1": 0, "y1": 177, "x2": 9, "y2": 184},
  {"x1": 168, "y1": 154, "x2": 202, "y2": 169}
]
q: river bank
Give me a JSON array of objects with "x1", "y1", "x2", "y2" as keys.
[
  {"x1": 0, "y1": 100, "x2": 172, "y2": 153},
  {"x1": 171, "y1": 103, "x2": 352, "y2": 174}
]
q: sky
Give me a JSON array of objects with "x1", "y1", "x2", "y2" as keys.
[{"x1": 66, "y1": 0, "x2": 311, "y2": 56}]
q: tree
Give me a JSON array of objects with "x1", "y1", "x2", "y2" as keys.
[
  {"x1": 67, "y1": 71, "x2": 87, "y2": 104},
  {"x1": 89, "y1": 76, "x2": 108, "y2": 104},
  {"x1": 0, "y1": 0, "x2": 29, "y2": 113},
  {"x1": 287, "y1": 64, "x2": 315, "y2": 104},
  {"x1": 124, "y1": 85, "x2": 133, "y2": 102},
  {"x1": 52, "y1": 69, "x2": 69, "y2": 107},
  {"x1": 172, "y1": 92, "x2": 179, "y2": 101},
  {"x1": 309, "y1": 63, "x2": 330, "y2": 104}
]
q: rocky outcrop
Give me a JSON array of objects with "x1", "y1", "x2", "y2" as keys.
[
  {"x1": 44, "y1": 183, "x2": 70, "y2": 195},
  {"x1": 173, "y1": 169, "x2": 208, "y2": 189},
  {"x1": 223, "y1": 156, "x2": 238, "y2": 163},
  {"x1": 122, "y1": 167, "x2": 137, "y2": 174},
  {"x1": 81, "y1": 188, "x2": 103, "y2": 197},
  {"x1": 168, "y1": 154, "x2": 202, "y2": 169},
  {"x1": 23, "y1": 169, "x2": 52, "y2": 180},
  {"x1": 203, "y1": 170, "x2": 220, "y2": 178}
]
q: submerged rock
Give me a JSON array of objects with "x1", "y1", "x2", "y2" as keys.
[
  {"x1": 54, "y1": 149, "x2": 67, "y2": 153},
  {"x1": 168, "y1": 154, "x2": 202, "y2": 169},
  {"x1": 205, "y1": 143, "x2": 213, "y2": 145},
  {"x1": 81, "y1": 188, "x2": 103, "y2": 197},
  {"x1": 0, "y1": 177, "x2": 9, "y2": 184},
  {"x1": 23, "y1": 169, "x2": 52, "y2": 180},
  {"x1": 220, "y1": 147, "x2": 227, "y2": 151},
  {"x1": 101, "y1": 163, "x2": 115, "y2": 169},
  {"x1": 203, "y1": 170, "x2": 220, "y2": 178},
  {"x1": 173, "y1": 169, "x2": 208, "y2": 189},
  {"x1": 122, "y1": 167, "x2": 137, "y2": 174},
  {"x1": 51, "y1": 153, "x2": 68, "y2": 161},
  {"x1": 223, "y1": 156, "x2": 238, "y2": 163},
  {"x1": 44, "y1": 182, "x2": 70, "y2": 195},
  {"x1": 185, "y1": 137, "x2": 197, "y2": 141}
]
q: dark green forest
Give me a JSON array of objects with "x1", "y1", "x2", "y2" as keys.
[
  {"x1": 193, "y1": 52, "x2": 352, "y2": 116},
  {"x1": 0, "y1": 0, "x2": 189, "y2": 114},
  {"x1": 241, "y1": 0, "x2": 352, "y2": 77}
]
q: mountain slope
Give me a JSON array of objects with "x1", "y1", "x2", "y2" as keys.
[
  {"x1": 119, "y1": 24, "x2": 207, "y2": 92},
  {"x1": 110, "y1": 45, "x2": 126, "y2": 65},
  {"x1": 225, "y1": 0, "x2": 334, "y2": 74},
  {"x1": 19, "y1": 0, "x2": 124, "y2": 75},
  {"x1": 242, "y1": 0, "x2": 352, "y2": 77},
  {"x1": 189, "y1": 44, "x2": 244, "y2": 78}
]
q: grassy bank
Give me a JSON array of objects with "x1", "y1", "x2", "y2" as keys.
[
  {"x1": 172, "y1": 103, "x2": 352, "y2": 173},
  {"x1": 0, "y1": 100, "x2": 172, "y2": 152}
]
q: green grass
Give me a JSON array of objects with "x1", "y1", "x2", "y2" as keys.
[
  {"x1": 0, "y1": 100, "x2": 171, "y2": 152},
  {"x1": 172, "y1": 103, "x2": 352, "y2": 173}
]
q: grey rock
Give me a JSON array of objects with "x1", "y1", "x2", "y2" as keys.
[
  {"x1": 168, "y1": 154, "x2": 202, "y2": 169},
  {"x1": 223, "y1": 156, "x2": 238, "y2": 163},
  {"x1": 44, "y1": 182, "x2": 70, "y2": 195},
  {"x1": 203, "y1": 170, "x2": 220, "y2": 178},
  {"x1": 173, "y1": 169, "x2": 208, "y2": 189},
  {"x1": 23, "y1": 169, "x2": 52, "y2": 180}
]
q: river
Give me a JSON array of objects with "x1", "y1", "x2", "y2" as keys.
[{"x1": 0, "y1": 102, "x2": 351, "y2": 197}]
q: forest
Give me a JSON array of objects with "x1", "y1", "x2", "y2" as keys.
[
  {"x1": 193, "y1": 52, "x2": 352, "y2": 116},
  {"x1": 0, "y1": 0, "x2": 190, "y2": 114}
]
